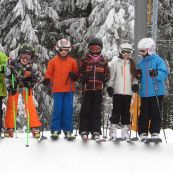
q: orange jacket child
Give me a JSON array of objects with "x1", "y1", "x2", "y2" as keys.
[{"x1": 43, "y1": 39, "x2": 78, "y2": 140}]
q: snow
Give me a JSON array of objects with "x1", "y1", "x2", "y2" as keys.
[{"x1": 0, "y1": 129, "x2": 173, "y2": 173}]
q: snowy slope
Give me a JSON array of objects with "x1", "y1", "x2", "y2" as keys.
[{"x1": 0, "y1": 129, "x2": 173, "y2": 173}]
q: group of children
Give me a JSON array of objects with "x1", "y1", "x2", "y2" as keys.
[{"x1": 0, "y1": 37, "x2": 169, "y2": 142}]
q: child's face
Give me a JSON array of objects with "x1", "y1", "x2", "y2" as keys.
[
  {"x1": 139, "y1": 49, "x2": 148, "y2": 57},
  {"x1": 89, "y1": 45, "x2": 102, "y2": 54},
  {"x1": 19, "y1": 53, "x2": 31, "y2": 65},
  {"x1": 120, "y1": 49, "x2": 132, "y2": 59},
  {"x1": 58, "y1": 48, "x2": 71, "y2": 58}
]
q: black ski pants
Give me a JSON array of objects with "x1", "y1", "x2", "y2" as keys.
[
  {"x1": 79, "y1": 90, "x2": 103, "y2": 135},
  {"x1": 110, "y1": 94, "x2": 132, "y2": 125},
  {"x1": 138, "y1": 96, "x2": 163, "y2": 135}
]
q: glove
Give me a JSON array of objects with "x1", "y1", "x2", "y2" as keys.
[
  {"x1": 136, "y1": 69, "x2": 142, "y2": 81},
  {"x1": 24, "y1": 71, "x2": 32, "y2": 78},
  {"x1": 42, "y1": 78, "x2": 50, "y2": 86},
  {"x1": 149, "y1": 69, "x2": 158, "y2": 77},
  {"x1": 98, "y1": 74, "x2": 108, "y2": 83},
  {"x1": 131, "y1": 84, "x2": 139, "y2": 93},
  {"x1": 106, "y1": 87, "x2": 114, "y2": 97},
  {"x1": 9, "y1": 87, "x2": 17, "y2": 96},
  {"x1": 68, "y1": 71, "x2": 78, "y2": 81},
  {"x1": 80, "y1": 74, "x2": 88, "y2": 86}
]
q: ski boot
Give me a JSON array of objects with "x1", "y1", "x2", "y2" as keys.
[
  {"x1": 151, "y1": 133, "x2": 162, "y2": 144},
  {"x1": 92, "y1": 132, "x2": 106, "y2": 143},
  {"x1": 4, "y1": 128, "x2": 14, "y2": 138},
  {"x1": 81, "y1": 131, "x2": 89, "y2": 142},
  {"x1": 139, "y1": 133, "x2": 148, "y2": 143},
  {"x1": 121, "y1": 125, "x2": 131, "y2": 142},
  {"x1": 51, "y1": 131, "x2": 59, "y2": 140},
  {"x1": 109, "y1": 124, "x2": 117, "y2": 142},
  {"x1": 64, "y1": 131, "x2": 75, "y2": 141},
  {"x1": 31, "y1": 128, "x2": 40, "y2": 139}
]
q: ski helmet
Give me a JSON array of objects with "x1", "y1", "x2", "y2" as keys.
[
  {"x1": 88, "y1": 37, "x2": 103, "y2": 48},
  {"x1": 119, "y1": 43, "x2": 133, "y2": 53},
  {"x1": 138, "y1": 38, "x2": 156, "y2": 55},
  {"x1": 55, "y1": 39, "x2": 72, "y2": 51},
  {"x1": 18, "y1": 44, "x2": 35, "y2": 57}
]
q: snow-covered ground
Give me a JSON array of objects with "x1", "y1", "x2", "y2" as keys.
[{"x1": 0, "y1": 129, "x2": 173, "y2": 173}]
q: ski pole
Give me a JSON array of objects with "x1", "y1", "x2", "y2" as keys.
[
  {"x1": 104, "y1": 99, "x2": 111, "y2": 139},
  {"x1": 25, "y1": 88, "x2": 30, "y2": 147},
  {"x1": 12, "y1": 74, "x2": 17, "y2": 138},
  {"x1": 151, "y1": 77, "x2": 167, "y2": 143}
]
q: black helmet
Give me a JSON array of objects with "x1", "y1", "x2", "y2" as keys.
[
  {"x1": 88, "y1": 37, "x2": 103, "y2": 48},
  {"x1": 18, "y1": 44, "x2": 35, "y2": 57}
]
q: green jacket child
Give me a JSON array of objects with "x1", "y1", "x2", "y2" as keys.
[{"x1": 0, "y1": 51, "x2": 8, "y2": 96}]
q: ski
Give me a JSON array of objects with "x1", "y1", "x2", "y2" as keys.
[
  {"x1": 109, "y1": 137, "x2": 124, "y2": 143},
  {"x1": 82, "y1": 137, "x2": 89, "y2": 143},
  {"x1": 143, "y1": 138, "x2": 162, "y2": 144},
  {"x1": 130, "y1": 137, "x2": 139, "y2": 142},
  {"x1": 65, "y1": 136, "x2": 76, "y2": 141},
  {"x1": 95, "y1": 138, "x2": 106, "y2": 143},
  {"x1": 51, "y1": 135, "x2": 59, "y2": 141}
]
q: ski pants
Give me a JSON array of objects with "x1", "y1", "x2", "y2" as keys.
[
  {"x1": 110, "y1": 94, "x2": 132, "y2": 125},
  {"x1": 79, "y1": 90, "x2": 103, "y2": 135},
  {"x1": 51, "y1": 92, "x2": 74, "y2": 132},
  {"x1": 138, "y1": 96, "x2": 163, "y2": 135},
  {"x1": 0, "y1": 97, "x2": 3, "y2": 133},
  {"x1": 5, "y1": 89, "x2": 41, "y2": 129}
]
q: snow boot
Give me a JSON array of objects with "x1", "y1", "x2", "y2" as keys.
[
  {"x1": 51, "y1": 131, "x2": 59, "y2": 140},
  {"x1": 31, "y1": 128, "x2": 40, "y2": 139},
  {"x1": 109, "y1": 124, "x2": 117, "y2": 141},
  {"x1": 4, "y1": 128, "x2": 14, "y2": 138},
  {"x1": 121, "y1": 125, "x2": 130, "y2": 140}
]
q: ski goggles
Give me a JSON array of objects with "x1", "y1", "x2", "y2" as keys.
[
  {"x1": 58, "y1": 47, "x2": 71, "y2": 53},
  {"x1": 120, "y1": 49, "x2": 133, "y2": 55},
  {"x1": 19, "y1": 53, "x2": 32, "y2": 61},
  {"x1": 89, "y1": 45, "x2": 102, "y2": 53}
]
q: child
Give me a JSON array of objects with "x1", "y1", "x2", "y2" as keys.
[
  {"x1": 107, "y1": 43, "x2": 136, "y2": 141},
  {"x1": 4, "y1": 44, "x2": 41, "y2": 138},
  {"x1": 79, "y1": 37, "x2": 110, "y2": 141},
  {"x1": 136, "y1": 38, "x2": 168, "y2": 142},
  {"x1": 43, "y1": 39, "x2": 78, "y2": 140},
  {"x1": 0, "y1": 46, "x2": 8, "y2": 137}
]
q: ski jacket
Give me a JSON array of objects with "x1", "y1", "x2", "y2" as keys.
[
  {"x1": 0, "y1": 51, "x2": 8, "y2": 96},
  {"x1": 137, "y1": 54, "x2": 168, "y2": 97},
  {"x1": 45, "y1": 55, "x2": 78, "y2": 93},
  {"x1": 5, "y1": 58, "x2": 40, "y2": 91},
  {"x1": 108, "y1": 58, "x2": 133, "y2": 96},
  {"x1": 79, "y1": 54, "x2": 110, "y2": 90}
]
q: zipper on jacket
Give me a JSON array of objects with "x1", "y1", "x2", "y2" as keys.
[
  {"x1": 146, "y1": 61, "x2": 149, "y2": 96},
  {"x1": 123, "y1": 60, "x2": 126, "y2": 94},
  {"x1": 94, "y1": 65, "x2": 96, "y2": 90}
]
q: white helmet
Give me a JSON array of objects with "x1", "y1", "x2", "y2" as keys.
[
  {"x1": 138, "y1": 38, "x2": 156, "y2": 55},
  {"x1": 119, "y1": 43, "x2": 133, "y2": 51},
  {"x1": 55, "y1": 39, "x2": 72, "y2": 52}
]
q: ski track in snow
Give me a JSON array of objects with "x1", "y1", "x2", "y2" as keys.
[{"x1": 0, "y1": 129, "x2": 173, "y2": 173}]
